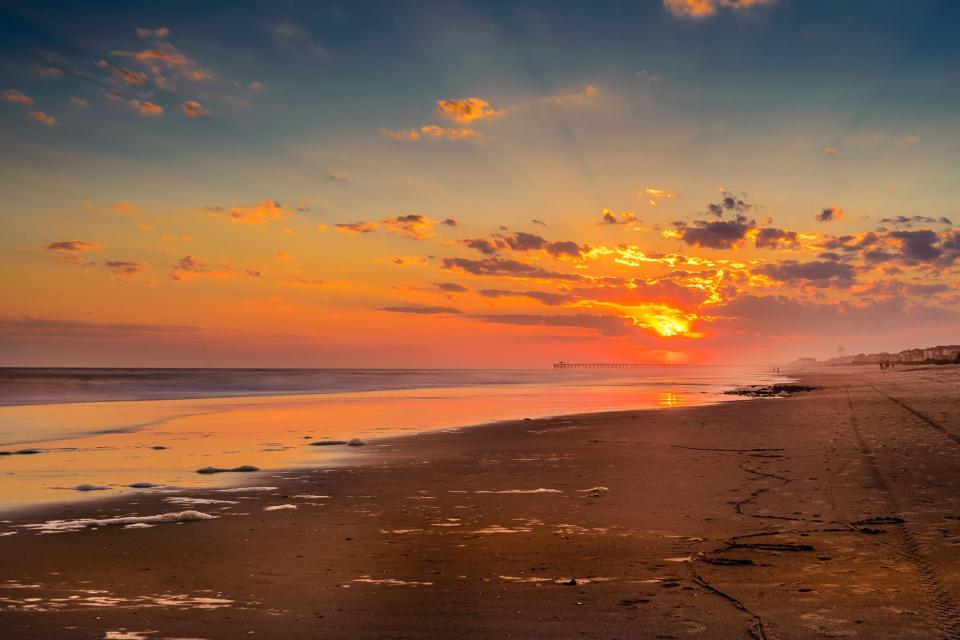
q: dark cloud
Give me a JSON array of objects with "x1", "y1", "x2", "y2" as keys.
[
  {"x1": 436, "y1": 282, "x2": 467, "y2": 293},
  {"x1": 600, "y1": 209, "x2": 638, "y2": 225},
  {"x1": 441, "y1": 257, "x2": 584, "y2": 281},
  {"x1": 754, "y1": 259, "x2": 856, "y2": 286},
  {"x1": 104, "y1": 260, "x2": 147, "y2": 278},
  {"x1": 531, "y1": 219, "x2": 548, "y2": 227},
  {"x1": 754, "y1": 227, "x2": 799, "y2": 250},
  {"x1": 440, "y1": 218, "x2": 458, "y2": 227},
  {"x1": 474, "y1": 313, "x2": 634, "y2": 336},
  {"x1": 477, "y1": 289, "x2": 573, "y2": 306},
  {"x1": 816, "y1": 206, "x2": 842, "y2": 222},
  {"x1": 45, "y1": 240, "x2": 103, "y2": 252},
  {"x1": 879, "y1": 215, "x2": 952, "y2": 227},
  {"x1": 706, "y1": 194, "x2": 753, "y2": 217},
  {"x1": 461, "y1": 232, "x2": 588, "y2": 258},
  {"x1": 379, "y1": 305, "x2": 462, "y2": 315},
  {"x1": 673, "y1": 215, "x2": 755, "y2": 249},
  {"x1": 461, "y1": 238, "x2": 500, "y2": 255},
  {"x1": 887, "y1": 229, "x2": 943, "y2": 262}
]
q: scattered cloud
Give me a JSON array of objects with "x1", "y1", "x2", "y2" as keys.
[
  {"x1": 104, "y1": 260, "x2": 147, "y2": 279},
  {"x1": 541, "y1": 84, "x2": 600, "y2": 108},
  {"x1": 663, "y1": 0, "x2": 777, "y2": 19},
  {"x1": 754, "y1": 227, "x2": 799, "y2": 250},
  {"x1": 181, "y1": 99, "x2": 210, "y2": 118},
  {"x1": 379, "y1": 305, "x2": 462, "y2": 315},
  {"x1": 204, "y1": 200, "x2": 294, "y2": 224},
  {"x1": 1, "y1": 89, "x2": 33, "y2": 105},
  {"x1": 816, "y1": 205, "x2": 843, "y2": 222},
  {"x1": 478, "y1": 289, "x2": 573, "y2": 306},
  {"x1": 69, "y1": 96, "x2": 88, "y2": 108},
  {"x1": 600, "y1": 209, "x2": 638, "y2": 225},
  {"x1": 111, "y1": 66, "x2": 149, "y2": 85},
  {"x1": 474, "y1": 313, "x2": 633, "y2": 336},
  {"x1": 271, "y1": 21, "x2": 326, "y2": 57},
  {"x1": 170, "y1": 255, "x2": 260, "y2": 282},
  {"x1": 824, "y1": 146, "x2": 839, "y2": 157},
  {"x1": 136, "y1": 26, "x2": 170, "y2": 40},
  {"x1": 325, "y1": 171, "x2": 351, "y2": 183},
  {"x1": 28, "y1": 111, "x2": 56, "y2": 127},
  {"x1": 879, "y1": 215, "x2": 952, "y2": 228},
  {"x1": 111, "y1": 42, "x2": 212, "y2": 87},
  {"x1": 336, "y1": 214, "x2": 454, "y2": 240},
  {"x1": 436, "y1": 282, "x2": 467, "y2": 293},
  {"x1": 285, "y1": 278, "x2": 326, "y2": 287},
  {"x1": 442, "y1": 257, "x2": 584, "y2": 281},
  {"x1": 45, "y1": 240, "x2": 104, "y2": 252},
  {"x1": 111, "y1": 202, "x2": 140, "y2": 214},
  {"x1": 754, "y1": 259, "x2": 856, "y2": 286},
  {"x1": 435, "y1": 98, "x2": 507, "y2": 123},
  {"x1": 383, "y1": 125, "x2": 480, "y2": 142},
  {"x1": 639, "y1": 187, "x2": 678, "y2": 206}
]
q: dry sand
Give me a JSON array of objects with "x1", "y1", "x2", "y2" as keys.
[{"x1": 2, "y1": 366, "x2": 959, "y2": 639}]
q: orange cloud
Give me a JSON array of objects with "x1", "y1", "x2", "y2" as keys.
[
  {"x1": 28, "y1": 111, "x2": 56, "y2": 127},
  {"x1": 435, "y1": 98, "x2": 507, "y2": 123},
  {"x1": 383, "y1": 125, "x2": 480, "y2": 141},
  {"x1": 112, "y1": 202, "x2": 140, "y2": 214},
  {"x1": 69, "y1": 97, "x2": 88, "y2": 108},
  {"x1": 336, "y1": 215, "x2": 456, "y2": 240},
  {"x1": 112, "y1": 42, "x2": 212, "y2": 86},
  {"x1": 205, "y1": 200, "x2": 294, "y2": 224},
  {"x1": 170, "y1": 255, "x2": 260, "y2": 282},
  {"x1": 663, "y1": 0, "x2": 777, "y2": 18},
  {"x1": 181, "y1": 99, "x2": 210, "y2": 118},
  {"x1": 1, "y1": 89, "x2": 33, "y2": 105},
  {"x1": 111, "y1": 66, "x2": 149, "y2": 85}
]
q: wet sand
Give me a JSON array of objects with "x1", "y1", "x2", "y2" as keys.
[{"x1": 2, "y1": 366, "x2": 960, "y2": 639}]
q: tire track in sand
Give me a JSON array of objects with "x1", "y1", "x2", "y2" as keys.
[{"x1": 845, "y1": 387, "x2": 960, "y2": 639}]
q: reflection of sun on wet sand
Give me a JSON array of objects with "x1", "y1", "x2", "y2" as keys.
[{"x1": 2, "y1": 365, "x2": 960, "y2": 639}]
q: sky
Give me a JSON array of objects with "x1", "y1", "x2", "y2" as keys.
[{"x1": 1, "y1": 0, "x2": 959, "y2": 367}]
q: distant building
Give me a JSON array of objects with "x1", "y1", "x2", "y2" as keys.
[{"x1": 824, "y1": 344, "x2": 960, "y2": 366}]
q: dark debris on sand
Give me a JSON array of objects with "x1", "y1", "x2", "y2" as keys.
[{"x1": 724, "y1": 384, "x2": 820, "y2": 398}]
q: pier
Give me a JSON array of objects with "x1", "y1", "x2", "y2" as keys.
[{"x1": 553, "y1": 362, "x2": 688, "y2": 370}]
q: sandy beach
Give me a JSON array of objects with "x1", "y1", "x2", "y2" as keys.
[{"x1": 2, "y1": 365, "x2": 960, "y2": 639}]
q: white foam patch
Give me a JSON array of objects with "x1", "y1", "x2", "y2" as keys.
[
  {"x1": 474, "y1": 525, "x2": 533, "y2": 534},
  {"x1": 292, "y1": 494, "x2": 330, "y2": 499},
  {"x1": 19, "y1": 510, "x2": 216, "y2": 534},
  {"x1": 214, "y1": 486, "x2": 277, "y2": 493},
  {"x1": 352, "y1": 577, "x2": 433, "y2": 586},
  {"x1": 123, "y1": 523, "x2": 155, "y2": 529},
  {"x1": 3, "y1": 590, "x2": 233, "y2": 613},
  {"x1": 164, "y1": 497, "x2": 238, "y2": 506},
  {"x1": 475, "y1": 488, "x2": 562, "y2": 494},
  {"x1": 499, "y1": 575, "x2": 553, "y2": 583},
  {"x1": 104, "y1": 632, "x2": 155, "y2": 640},
  {"x1": 0, "y1": 531, "x2": 17, "y2": 537},
  {"x1": 263, "y1": 504, "x2": 297, "y2": 511}
]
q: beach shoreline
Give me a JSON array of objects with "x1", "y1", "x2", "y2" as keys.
[{"x1": 2, "y1": 365, "x2": 959, "y2": 639}]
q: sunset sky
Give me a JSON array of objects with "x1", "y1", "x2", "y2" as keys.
[{"x1": 2, "y1": 0, "x2": 959, "y2": 367}]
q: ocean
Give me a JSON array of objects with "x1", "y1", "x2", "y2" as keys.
[{"x1": 0, "y1": 366, "x2": 785, "y2": 511}]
